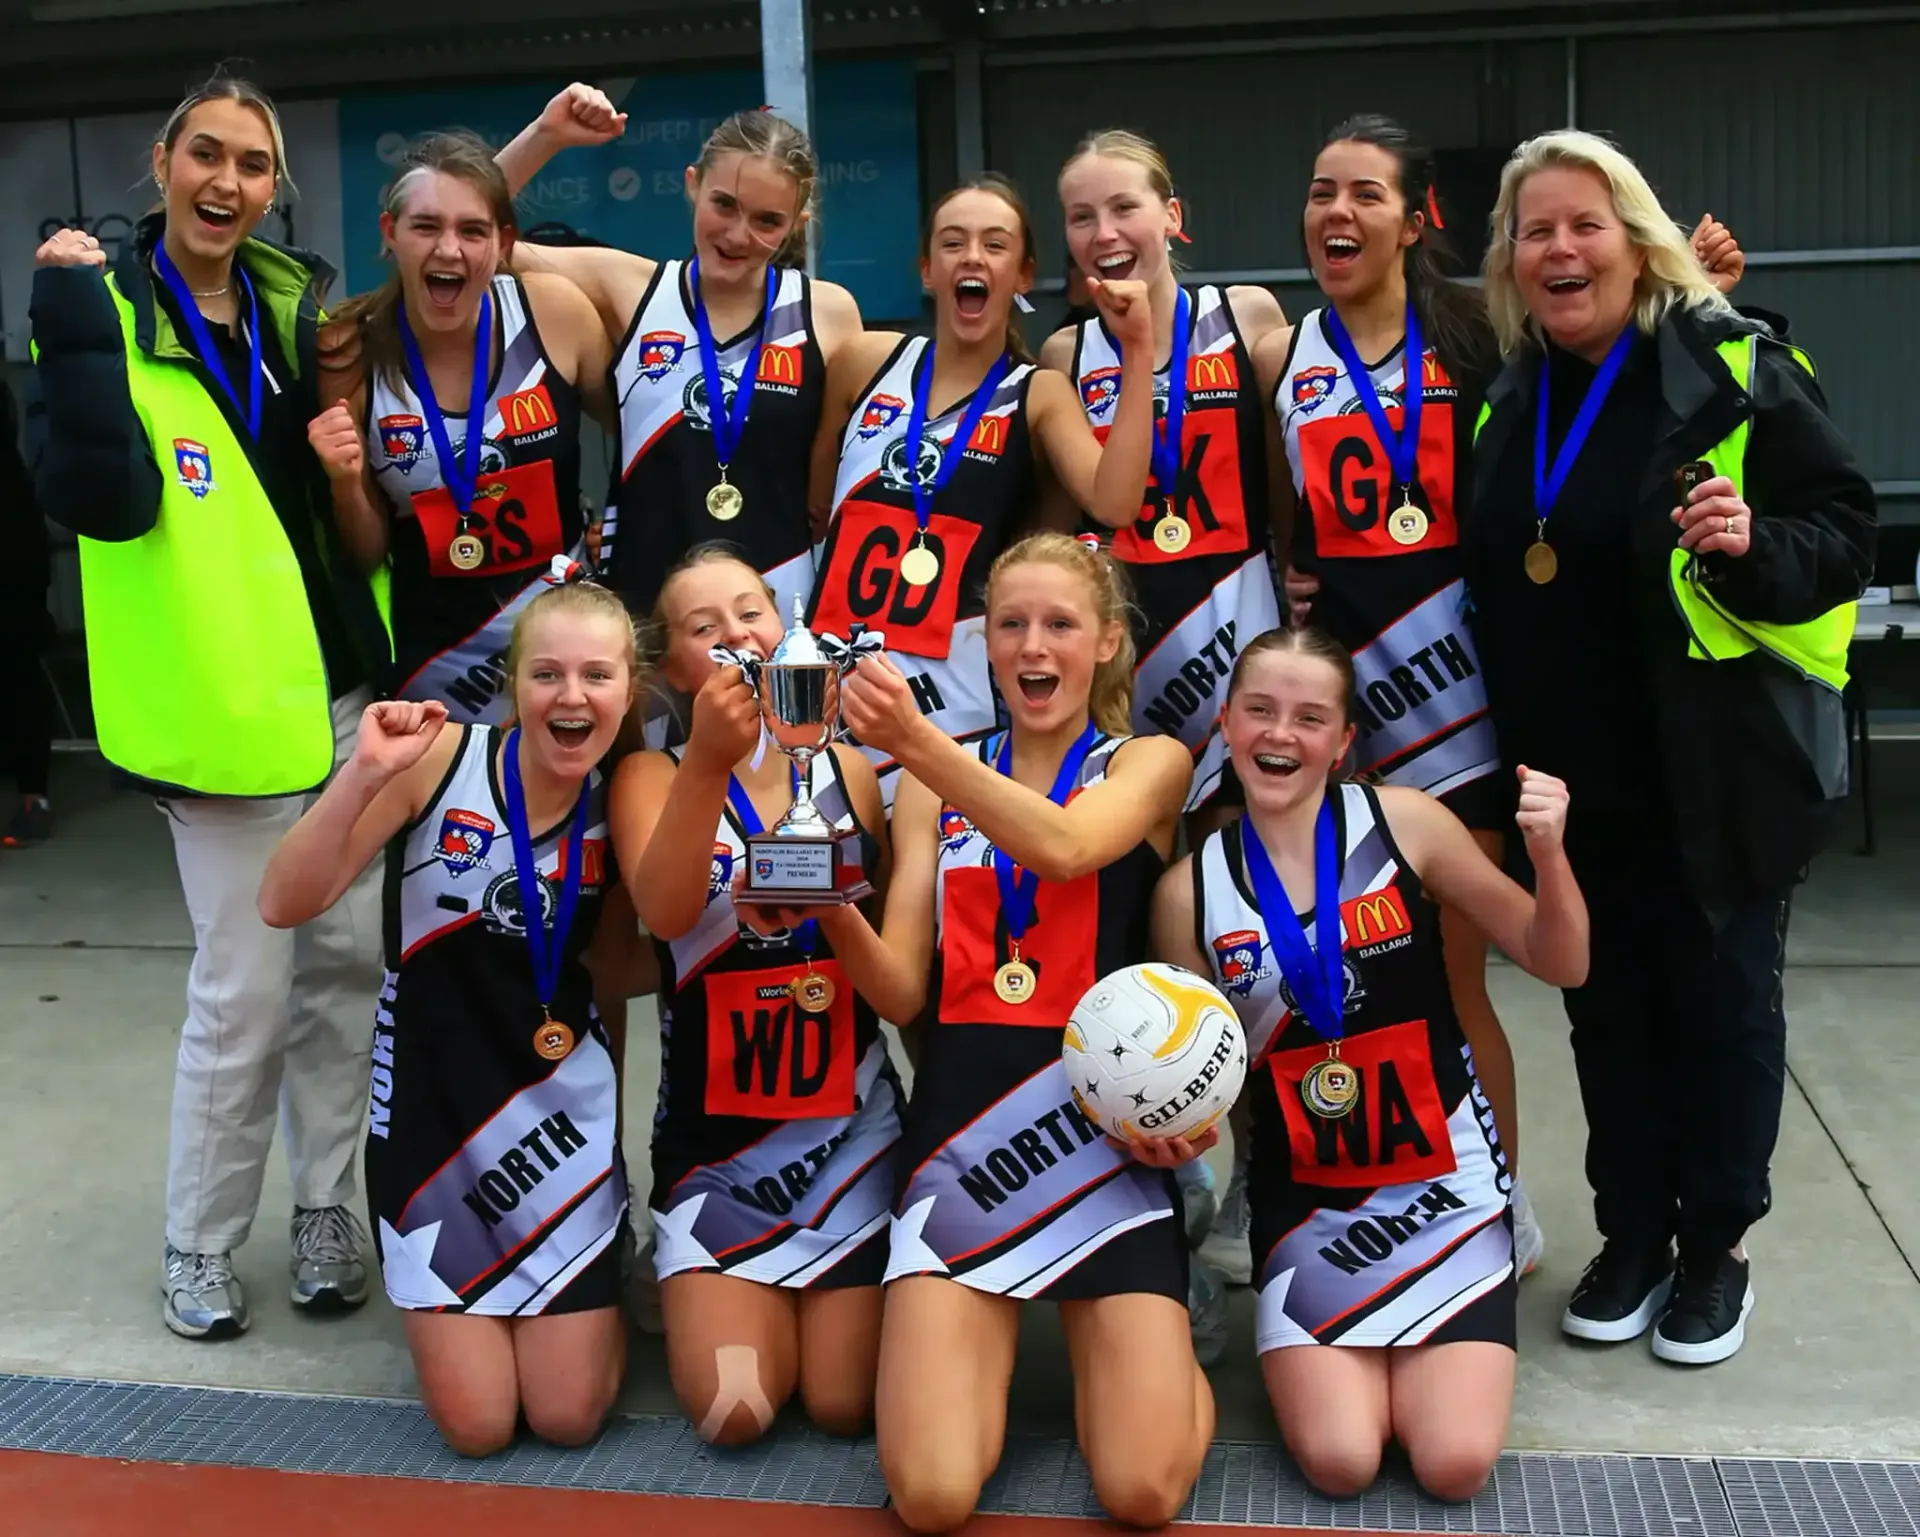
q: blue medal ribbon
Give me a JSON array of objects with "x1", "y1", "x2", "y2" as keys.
[
  {"x1": 1239, "y1": 797, "x2": 1345, "y2": 1045},
  {"x1": 1112, "y1": 285, "x2": 1191, "y2": 512},
  {"x1": 903, "y1": 343, "x2": 1012, "y2": 541},
  {"x1": 690, "y1": 260, "x2": 777, "y2": 475},
  {"x1": 1324, "y1": 302, "x2": 1424, "y2": 498},
  {"x1": 501, "y1": 727, "x2": 590, "y2": 1022},
  {"x1": 399, "y1": 289, "x2": 494, "y2": 516},
  {"x1": 1533, "y1": 327, "x2": 1638, "y2": 538},
  {"x1": 990, "y1": 723, "x2": 1100, "y2": 951},
  {"x1": 154, "y1": 242, "x2": 263, "y2": 440},
  {"x1": 726, "y1": 767, "x2": 818, "y2": 953}
]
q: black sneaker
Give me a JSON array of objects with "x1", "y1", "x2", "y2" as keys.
[
  {"x1": 1561, "y1": 1237, "x2": 1675, "y2": 1343},
  {"x1": 2, "y1": 801, "x2": 51, "y2": 848},
  {"x1": 1652, "y1": 1249, "x2": 1754, "y2": 1365}
]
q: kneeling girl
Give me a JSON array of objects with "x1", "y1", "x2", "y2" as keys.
[
  {"x1": 259, "y1": 567, "x2": 639, "y2": 1456},
  {"x1": 1152, "y1": 626, "x2": 1587, "y2": 1501}
]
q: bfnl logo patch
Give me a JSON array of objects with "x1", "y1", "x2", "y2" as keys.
[
  {"x1": 858, "y1": 393, "x2": 906, "y2": 440},
  {"x1": 173, "y1": 438, "x2": 214, "y2": 498},
  {"x1": 1079, "y1": 366, "x2": 1121, "y2": 420},
  {"x1": 435, "y1": 808, "x2": 496, "y2": 874},
  {"x1": 754, "y1": 856, "x2": 775, "y2": 882},
  {"x1": 1210, "y1": 929, "x2": 1272, "y2": 999},
  {"x1": 708, "y1": 843, "x2": 733, "y2": 905},
  {"x1": 939, "y1": 809, "x2": 974, "y2": 854},
  {"x1": 1291, "y1": 366, "x2": 1337, "y2": 416},
  {"x1": 880, "y1": 432, "x2": 943, "y2": 494},
  {"x1": 683, "y1": 370, "x2": 738, "y2": 433},
  {"x1": 639, "y1": 331, "x2": 686, "y2": 381},
  {"x1": 377, "y1": 414, "x2": 427, "y2": 472}
]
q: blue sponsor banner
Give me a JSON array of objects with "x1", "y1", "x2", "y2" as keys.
[{"x1": 337, "y1": 60, "x2": 921, "y2": 318}]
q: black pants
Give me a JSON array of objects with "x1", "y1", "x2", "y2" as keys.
[
  {"x1": 0, "y1": 615, "x2": 53, "y2": 797},
  {"x1": 1561, "y1": 814, "x2": 1790, "y2": 1256}
]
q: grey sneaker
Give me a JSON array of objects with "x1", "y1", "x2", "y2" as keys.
[
  {"x1": 1198, "y1": 1160, "x2": 1253, "y2": 1287},
  {"x1": 1188, "y1": 1257, "x2": 1229, "y2": 1367},
  {"x1": 289, "y1": 1205, "x2": 371, "y2": 1312},
  {"x1": 162, "y1": 1244, "x2": 249, "y2": 1339}
]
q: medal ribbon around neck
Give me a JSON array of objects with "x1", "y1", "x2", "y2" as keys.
[
  {"x1": 990, "y1": 723, "x2": 1100, "y2": 966},
  {"x1": 903, "y1": 342, "x2": 1012, "y2": 558},
  {"x1": 1533, "y1": 326, "x2": 1637, "y2": 546},
  {"x1": 1324, "y1": 301, "x2": 1423, "y2": 501},
  {"x1": 399, "y1": 288, "x2": 495, "y2": 516},
  {"x1": 689, "y1": 259, "x2": 777, "y2": 478},
  {"x1": 155, "y1": 241, "x2": 263, "y2": 440},
  {"x1": 501, "y1": 726, "x2": 590, "y2": 1050},
  {"x1": 1238, "y1": 795, "x2": 1346, "y2": 1047},
  {"x1": 1113, "y1": 285, "x2": 1191, "y2": 511}
]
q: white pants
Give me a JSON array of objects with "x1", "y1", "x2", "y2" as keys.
[{"x1": 161, "y1": 689, "x2": 382, "y2": 1253}]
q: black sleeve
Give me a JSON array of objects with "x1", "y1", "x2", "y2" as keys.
[
  {"x1": 26, "y1": 264, "x2": 164, "y2": 542},
  {"x1": 1696, "y1": 339, "x2": 1878, "y2": 625}
]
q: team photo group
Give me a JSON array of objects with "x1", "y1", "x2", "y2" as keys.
[{"x1": 24, "y1": 64, "x2": 1876, "y2": 1534}]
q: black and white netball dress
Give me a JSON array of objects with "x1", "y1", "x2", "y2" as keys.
[
  {"x1": 1194, "y1": 781, "x2": 1514, "y2": 1349},
  {"x1": 605, "y1": 259, "x2": 823, "y2": 622},
  {"x1": 367, "y1": 274, "x2": 586, "y2": 725},
  {"x1": 647, "y1": 750, "x2": 903, "y2": 1287},
  {"x1": 1072, "y1": 286, "x2": 1281, "y2": 811},
  {"x1": 810, "y1": 339, "x2": 1037, "y2": 807},
  {"x1": 886, "y1": 729, "x2": 1185, "y2": 1300},
  {"x1": 1278, "y1": 307, "x2": 1498, "y2": 812},
  {"x1": 367, "y1": 722, "x2": 627, "y2": 1314}
]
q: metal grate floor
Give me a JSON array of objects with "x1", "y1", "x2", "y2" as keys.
[{"x1": 1, "y1": 1372, "x2": 1915, "y2": 1536}]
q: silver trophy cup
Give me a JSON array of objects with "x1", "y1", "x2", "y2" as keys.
[{"x1": 729, "y1": 597, "x2": 875, "y2": 907}]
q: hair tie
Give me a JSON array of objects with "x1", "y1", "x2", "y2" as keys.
[
  {"x1": 1173, "y1": 229, "x2": 1193, "y2": 245},
  {"x1": 1076, "y1": 532, "x2": 1105, "y2": 556},
  {"x1": 1014, "y1": 293, "x2": 1035, "y2": 314},
  {"x1": 1425, "y1": 185, "x2": 1445, "y2": 230},
  {"x1": 544, "y1": 554, "x2": 588, "y2": 587}
]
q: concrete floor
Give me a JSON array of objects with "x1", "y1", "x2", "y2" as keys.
[{"x1": 3, "y1": 751, "x2": 1918, "y2": 1460}]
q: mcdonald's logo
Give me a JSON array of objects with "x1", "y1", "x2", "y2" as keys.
[
  {"x1": 968, "y1": 413, "x2": 1007, "y2": 456},
  {"x1": 1187, "y1": 352, "x2": 1239, "y2": 393},
  {"x1": 500, "y1": 384, "x2": 558, "y2": 438},
  {"x1": 1421, "y1": 353, "x2": 1453, "y2": 389},
  {"x1": 1342, "y1": 886, "x2": 1411, "y2": 946},
  {"x1": 757, "y1": 345, "x2": 803, "y2": 386}
]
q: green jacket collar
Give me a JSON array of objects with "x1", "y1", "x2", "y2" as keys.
[{"x1": 114, "y1": 212, "x2": 334, "y2": 377}]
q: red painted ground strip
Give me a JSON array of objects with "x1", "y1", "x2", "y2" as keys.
[{"x1": 0, "y1": 1449, "x2": 1442, "y2": 1536}]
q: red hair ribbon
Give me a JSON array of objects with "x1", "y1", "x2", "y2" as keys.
[
  {"x1": 1425, "y1": 186, "x2": 1445, "y2": 230},
  {"x1": 544, "y1": 554, "x2": 587, "y2": 586}
]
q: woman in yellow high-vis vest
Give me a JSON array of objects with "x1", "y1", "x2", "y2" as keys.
[
  {"x1": 27, "y1": 70, "x2": 390, "y2": 1342},
  {"x1": 1466, "y1": 131, "x2": 1876, "y2": 1369}
]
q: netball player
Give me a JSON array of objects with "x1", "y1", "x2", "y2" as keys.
[
  {"x1": 807, "y1": 174, "x2": 1155, "y2": 807},
  {"x1": 801, "y1": 533, "x2": 1209, "y2": 1533},
  {"x1": 258, "y1": 567, "x2": 640, "y2": 1457},
  {"x1": 1044, "y1": 129, "x2": 1288, "y2": 823},
  {"x1": 314, "y1": 131, "x2": 614, "y2": 728},
  {"x1": 1153, "y1": 626, "x2": 1587, "y2": 1501},
  {"x1": 609, "y1": 546, "x2": 900, "y2": 1445},
  {"x1": 496, "y1": 84, "x2": 864, "y2": 625}
]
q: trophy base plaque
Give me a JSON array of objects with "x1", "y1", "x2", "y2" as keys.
[{"x1": 739, "y1": 826, "x2": 875, "y2": 907}]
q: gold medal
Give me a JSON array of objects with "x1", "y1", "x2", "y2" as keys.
[
  {"x1": 1387, "y1": 499, "x2": 1429, "y2": 546},
  {"x1": 1524, "y1": 540, "x2": 1559, "y2": 584},
  {"x1": 448, "y1": 532, "x2": 486, "y2": 570},
  {"x1": 899, "y1": 540, "x2": 941, "y2": 588},
  {"x1": 533, "y1": 1014, "x2": 575, "y2": 1062},
  {"x1": 706, "y1": 479, "x2": 744, "y2": 522},
  {"x1": 993, "y1": 958, "x2": 1037, "y2": 1007},
  {"x1": 1152, "y1": 514, "x2": 1192, "y2": 555},
  {"x1": 791, "y1": 969, "x2": 835, "y2": 1014},
  {"x1": 1300, "y1": 1047, "x2": 1359, "y2": 1120}
]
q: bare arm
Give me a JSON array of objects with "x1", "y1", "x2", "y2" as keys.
[
  {"x1": 843, "y1": 658, "x2": 1190, "y2": 881},
  {"x1": 1038, "y1": 324, "x2": 1077, "y2": 378},
  {"x1": 258, "y1": 703, "x2": 454, "y2": 928},
  {"x1": 812, "y1": 772, "x2": 940, "y2": 1025},
  {"x1": 808, "y1": 329, "x2": 899, "y2": 540},
  {"x1": 1150, "y1": 855, "x2": 1208, "y2": 974},
  {"x1": 1027, "y1": 364, "x2": 1151, "y2": 531},
  {"x1": 523, "y1": 269, "x2": 616, "y2": 433},
  {"x1": 1380, "y1": 776, "x2": 1588, "y2": 988},
  {"x1": 1226, "y1": 284, "x2": 1288, "y2": 352},
  {"x1": 810, "y1": 279, "x2": 867, "y2": 364},
  {"x1": 1252, "y1": 321, "x2": 1306, "y2": 614}
]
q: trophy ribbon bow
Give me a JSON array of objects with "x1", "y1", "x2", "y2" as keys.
[{"x1": 817, "y1": 624, "x2": 888, "y2": 670}]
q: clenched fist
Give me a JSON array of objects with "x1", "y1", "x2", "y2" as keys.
[
  {"x1": 308, "y1": 400, "x2": 364, "y2": 484},
  {"x1": 538, "y1": 83, "x2": 628, "y2": 149},
  {"x1": 36, "y1": 228, "x2": 107, "y2": 270},
  {"x1": 1086, "y1": 275, "x2": 1153, "y2": 353},
  {"x1": 351, "y1": 699, "x2": 449, "y2": 783},
  {"x1": 1514, "y1": 765, "x2": 1569, "y2": 852},
  {"x1": 687, "y1": 664, "x2": 764, "y2": 773}
]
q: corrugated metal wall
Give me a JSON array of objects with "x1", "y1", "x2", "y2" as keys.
[{"x1": 975, "y1": 17, "x2": 1920, "y2": 537}]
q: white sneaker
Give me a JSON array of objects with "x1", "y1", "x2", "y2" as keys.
[
  {"x1": 1512, "y1": 1178, "x2": 1545, "y2": 1280},
  {"x1": 1198, "y1": 1159, "x2": 1252, "y2": 1288}
]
